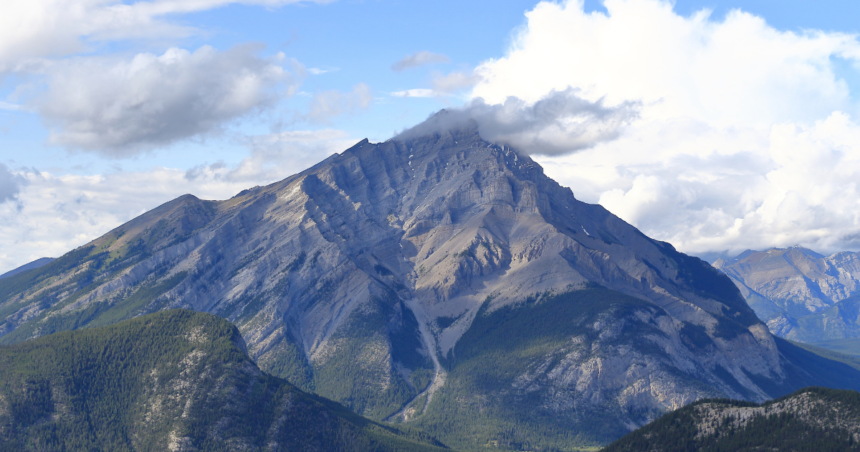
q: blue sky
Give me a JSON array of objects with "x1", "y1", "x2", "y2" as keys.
[
  {"x1": 6, "y1": 0, "x2": 860, "y2": 173},
  {"x1": 3, "y1": 0, "x2": 860, "y2": 272}
]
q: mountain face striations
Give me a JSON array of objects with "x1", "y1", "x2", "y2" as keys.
[
  {"x1": 2, "y1": 120, "x2": 860, "y2": 449},
  {"x1": 714, "y1": 247, "x2": 860, "y2": 353},
  {"x1": 0, "y1": 309, "x2": 446, "y2": 451},
  {"x1": 603, "y1": 387, "x2": 860, "y2": 452}
]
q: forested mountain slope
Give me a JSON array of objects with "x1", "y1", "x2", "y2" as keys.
[
  {"x1": 0, "y1": 309, "x2": 446, "y2": 451},
  {"x1": 603, "y1": 387, "x2": 860, "y2": 452}
]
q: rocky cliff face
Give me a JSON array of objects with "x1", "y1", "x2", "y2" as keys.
[
  {"x1": 1, "y1": 121, "x2": 859, "y2": 448},
  {"x1": 714, "y1": 247, "x2": 860, "y2": 345}
]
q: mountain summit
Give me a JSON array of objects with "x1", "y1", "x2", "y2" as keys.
[{"x1": 1, "y1": 122, "x2": 859, "y2": 449}]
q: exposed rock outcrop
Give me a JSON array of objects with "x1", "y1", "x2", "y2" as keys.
[
  {"x1": 2, "y1": 120, "x2": 859, "y2": 449},
  {"x1": 715, "y1": 247, "x2": 860, "y2": 345}
]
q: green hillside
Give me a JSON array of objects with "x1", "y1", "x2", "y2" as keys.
[
  {"x1": 402, "y1": 288, "x2": 860, "y2": 451},
  {"x1": 0, "y1": 309, "x2": 447, "y2": 452},
  {"x1": 603, "y1": 387, "x2": 860, "y2": 452}
]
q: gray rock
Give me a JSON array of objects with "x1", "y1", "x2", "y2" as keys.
[
  {"x1": 715, "y1": 246, "x2": 860, "y2": 344},
  {"x1": 1, "y1": 122, "x2": 859, "y2": 448}
]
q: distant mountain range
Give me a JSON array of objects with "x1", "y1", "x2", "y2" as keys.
[
  {"x1": 714, "y1": 247, "x2": 860, "y2": 355},
  {"x1": 0, "y1": 257, "x2": 54, "y2": 280},
  {"x1": 2, "y1": 117, "x2": 860, "y2": 449},
  {"x1": 0, "y1": 309, "x2": 445, "y2": 451},
  {"x1": 604, "y1": 386, "x2": 860, "y2": 451}
]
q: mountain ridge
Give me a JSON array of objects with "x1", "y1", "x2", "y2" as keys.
[
  {"x1": 603, "y1": 386, "x2": 860, "y2": 452},
  {"x1": 0, "y1": 308, "x2": 447, "y2": 451},
  {"x1": 0, "y1": 257, "x2": 55, "y2": 280},
  {"x1": 714, "y1": 246, "x2": 860, "y2": 350},
  {"x1": 2, "y1": 122, "x2": 860, "y2": 449}
]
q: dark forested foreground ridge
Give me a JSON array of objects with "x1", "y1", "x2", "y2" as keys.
[
  {"x1": 0, "y1": 309, "x2": 446, "y2": 452},
  {"x1": 4, "y1": 119, "x2": 860, "y2": 449},
  {"x1": 603, "y1": 387, "x2": 860, "y2": 452}
]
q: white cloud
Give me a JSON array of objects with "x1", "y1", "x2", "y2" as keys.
[
  {"x1": 0, "y1": 167, "x2": 229, "y2": 274},
  {"x1": 0, "y1": 101, "x2": 22, "y2": 112},
  {"x1": 307, "y1": 83, "x2": 372, "y2": 122},
  {"x1": 0, "y1": 164, "x2": 26, "y2": 204},
  {"x1": 587, "y1": 113, "x2": 860, "y2": 256},
  {"x1": 391, "y1": 51, "x2": 450, "y2": 72},
  {"x1": 391, "y1": 89, "x2": 436, "y2": 98},
  {"x1": 188, "y1": 129, "x2": 356, "y2": 183},
  {"x1": 474, "y1": 0, "x2": 860, "y2": 256},
  {"x1": 33, "y1": 45, "x2": 300, "y2": 156},
  {"x1": 308, "y1": 67, "x2": 338, "y2": 75},
  {"x1": 0, "y1": 0, "x2": 333, "y2": 72},
  {"x1": 0, "y1": 128, "x2": 355, "y2": 274},
  {"x1": 398, "y1": 89, "x2": 639, "y2": 155},
  {"x1": 432, "y1": 70, "x2": 482, "y2": 95},
  {"x1": 474, "y1": 0, "x2": 860, "y2": 126},
  {"x1": 392, "y1": 71, "x2": 482, "y2": 99}
]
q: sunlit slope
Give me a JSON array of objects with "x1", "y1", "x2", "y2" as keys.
[{"x1": 715, "y1": 247, "x2": 860, "y2": 346}]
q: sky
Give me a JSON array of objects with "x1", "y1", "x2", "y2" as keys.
[{"x1": 3, "y1": 0, "x2": 860, "y2": 272}]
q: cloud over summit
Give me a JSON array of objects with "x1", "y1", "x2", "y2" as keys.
[
  {"x1": 399, "y1": 89, "x2": 639, "y2": 156},
  {"x1": 470, "y1": 0, "x2": 860, "y2": 256}
]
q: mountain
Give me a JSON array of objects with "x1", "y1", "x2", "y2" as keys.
[
  {"x1": 2, "y1": 119, "x2": 860, "y2": 449},
  {"x1": 0, "y1": 257, "x2": 55, "y2": 280},
  {"x1": 603, "y1": 386, "x2": 860, "y2": 451},
  {"x1": 714, "y1": 247, "x2": 860, "y2": 352},
  {"x1": 0, "y1": 309, "x2": 446, "y2": 451}
]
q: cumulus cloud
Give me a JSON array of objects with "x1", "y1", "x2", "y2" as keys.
[
  {"x1": 475, "y1": 0, "x2": 860, "y2": 256},
  {"x1": 186, "y1": 129, "x2": 355, "y2": 183},
  {"x1": 0, "y1": 164, "x2": 26, "y2": 203},
  {"x1": 0, "y1": 167, "x2": 227, "y2": 275},
  {"x1": 391, "y1": 89, "x2": 436, "y2": 98},
  {"x1": 307, "y1": 83, "x2": 372, "y2": 123},
  {"x1": 590, "y1": 113, "x2": 860, "y2": 256},
  {"x1": 0, "y1": 101, "x2": 22, "y2": 112},
  {"x1": 0, "y1": 0, "x2": 332, "y2": 72},
  {"x1": 307, "y1": 67, "x2": 338, "y2": 75},
  {"x1": 432, "y1": 70, "x2": 482, "y2": 95},
  {"x1": 391, "y1": 51, "x2": 450, "y2": 72},
  {"x1": 33, "y1": 44, "x2": 299, "y2": 156},
  {"x1": 0, "y1": 128, "x2": 355, "y2": 274},
  {"x1": 392, "y1": 71, "x2": 482, "y2": 99},
  {"x1": 473, "y1": 0, "x2": 860, "y2": 125},
  {"x1": 398, "y1": 89, "x2": 639, "y2": 155}
]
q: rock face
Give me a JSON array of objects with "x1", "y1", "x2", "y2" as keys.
[
  {"x1": 714, "y1": 247, "x2": 860, "y2": 345},
  {"x1": 0, "y1": 309, "x2": 446, "y2": 452},
  {"x1": 1, "y1": 120, "x2": 859, "y2": 448},
  {"x1": 604, "y1": 387, "x2": 860, "y2": 452}
]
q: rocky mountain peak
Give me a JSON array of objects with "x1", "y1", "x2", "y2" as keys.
[
  {"x1": 2, "y1": 118, "x2": 859, "y2": 449},
  {"x1": 715, "y1": 247, "x2": 860, "y2": 345}
]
